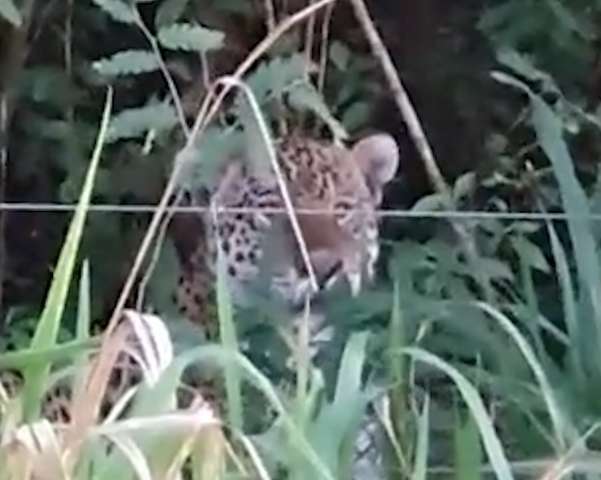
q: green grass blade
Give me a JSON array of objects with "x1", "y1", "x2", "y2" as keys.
[
  {"x1": 0, "y1": 339, "x2": 98, "y2": 370},
  {"x1": 388, "y1": 279, "x2": 411, "y2": 474},
  {"x1": 545, "y1": 219, "x2": 584, "y2": 384},
  {"x1": 411, "y1": 393, "x2": 429, "y2": 480},
  {"x1": 174, "y1": 344, "x2": 335, "y2": 480},
  {"x1": 454, "y1": 403, "x2": 482, "y2": 480},
  {"x1": 77, "y1": 260, "x2": 91, "y2": 342},
  {"x1": 21, "y1": 88, "x2": 113, "y2": 420},
  {"x1": 401, "y1": 347, "x2": 514, "y2": 480},
  {"x1": 310, "y1": 332, "x2": 371, "y2": 478},
  {"x1": 216, "y1": 252, "x2": 243, "y2": 431},
  {"x1": 474, "y1": 302, "x2": 575, "y2": 449},
  {"x1": 495, "y1": 72, "x2": 601, "y2": 378}
]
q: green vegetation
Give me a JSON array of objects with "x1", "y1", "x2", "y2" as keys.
[{"x1": 3, "y1": 0, "x2": 601, "y2": 478}]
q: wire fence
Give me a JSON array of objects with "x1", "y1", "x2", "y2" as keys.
[{"x1": 0, "y1": 201, "x2": 598, "y2": 221}]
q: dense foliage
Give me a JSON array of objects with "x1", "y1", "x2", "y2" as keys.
[{"x1": 2, "y1": 0, "x2": 601, "y2": 478}]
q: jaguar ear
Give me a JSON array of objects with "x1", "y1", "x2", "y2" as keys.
[{"x1": 352, "y1": 133, "x2": 399, "y2": 203}]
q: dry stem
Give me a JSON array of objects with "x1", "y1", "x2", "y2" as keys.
[
  {"x1": 189, "y1": 0, "x2": 337, "y2": 140},
  {"x1": 135, "y1": 188, "x2": 185, "y2": 311},
  {"x1": 317, "y1": 1, "x2": 335, "y2": 95},
  {"x1": 304, "y1": 0, "x2": 317, "y2": 78},
  {"x1": 348, "y1": 0, "x2": 449, "y2": 196},
  {"x1": 77, "y1": 0, "x2": 337, "y2": 445},
  {"x1": 217, "y1": 76, "x2": 319, "y2": 292},
  {"x1": 347, "y1": 0, "x2": 494, "y2": 304},
  {"x1": 264, "y1": 0, "x2": 277, "y2": 32},
  {"x1": 0, "y1": 98, "x2": 6, "y2": 323},
  {"x1": 134, "y1": 7, "x2": 190, "y2": 137}
]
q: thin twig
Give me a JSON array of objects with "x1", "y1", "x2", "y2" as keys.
[
  {"x1": 0, "y1": 97, "x2": 7, "y2": 323},
  {"x1": 317, "y1": 1, "x2": 335, "y2": 95},
  {"x1": 107, "y1": 83, "x2": 219, "y2": 337},
  {"x1": 134, "y1": 8, "x2": 190, "y2": 137},
  {"x1": 85, "y1": 0, "x2": 338, "y2": 437},
  {"x1": 64, "y1": 0, "x2": 74, "y2": 124},
  {"x1": 304, "y1": 0, "x2": 317, "y2": 79},
  {"x1": 199, "y1": 50, "x2": 211, "y2": 92},
  {"x1": 264, "y1": 0, "x2": 277, "y2": 32},
  {"x1": 189, "y1": 0, "x2": 338, "y2": 141},
  {"x1": 135, "y1": 189, "x2": 184, "y2": 311},
  {"x1": 348, "y1": 0, "x2": 448, "y2": 196},
  {"x1": 348, "y1": 0, "x2": 494, "y2": 300},
  {"x1": 0, "y1": 202, "x2": 599, "y2": 222}
]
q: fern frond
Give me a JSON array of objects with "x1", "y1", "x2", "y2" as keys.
[
  {"x1": 106, "y1": 101, "x2": 178, "y2": 143},
  {"x1": 0, "y1": 0, "x2": 21, "y2": 27},
  {"x1": 93, "y1": 50, "x2": 159, "y2": 77},
  {"x1": 158, "y1": 23, "x2": 225, "y2": 52},
  {"x1": 92, "y1": 0, "x2": 137, "y2": 24}
]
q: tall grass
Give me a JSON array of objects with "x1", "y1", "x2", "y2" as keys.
[{"x1": 4, "y1": 67, "x2": 601, "y2": 480}]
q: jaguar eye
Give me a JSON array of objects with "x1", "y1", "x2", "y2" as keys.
[{"x1": 334, "y1": 200, "x2": 353, "y2": 212}]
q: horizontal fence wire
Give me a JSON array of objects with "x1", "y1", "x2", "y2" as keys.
[{"x1": 0, "y1": 201, "x2": 599, "y2": 221}]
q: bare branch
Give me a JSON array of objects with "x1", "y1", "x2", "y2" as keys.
[
  {"x1": 264, "y1": 0, "x2": 277, "y2": 32},
  {"x1": 85, "y1": 0, "x2": 339, "y2": 440},
  {"x1": 348, "y1": 0, "x2": 449, "y2": 196},
  {"x1": 317, "y1": 1, "x2": 335, "y2": 94}
]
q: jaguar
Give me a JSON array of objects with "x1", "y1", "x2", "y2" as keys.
[
  {"x1": 0, "y1": 132, "x2": 400, "y2": 466},
  {"x1": 173, "y1": 132, "x2": 400, "y2": 330}
]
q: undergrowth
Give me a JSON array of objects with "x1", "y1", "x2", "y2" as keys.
[{"x1": 3, "y1": 0, "x2": 601, "y2": 479}]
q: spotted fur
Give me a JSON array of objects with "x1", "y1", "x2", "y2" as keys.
[
  {"x1": 0, "y1": 133, "x2": 399, "y2": 431},
  {"x1": 174, "y1": 133, "x2": 400, "y2": 328}
]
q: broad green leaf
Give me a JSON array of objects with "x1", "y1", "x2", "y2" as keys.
[
  {"x1": 93, "y1": 50, "x2": 159, "y2": 77},
  {"x1": 158, "y1": 23, "x2": 225, "y2": 52},
  {"x1": 0, "y1": 0, "x2": 21, "y2": 27}
]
